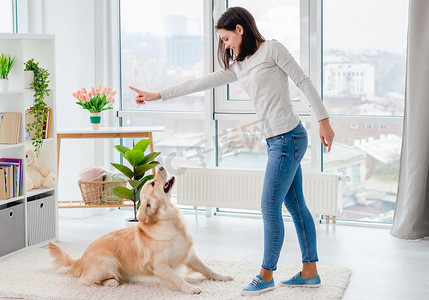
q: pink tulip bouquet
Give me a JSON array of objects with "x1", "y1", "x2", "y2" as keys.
[{"x1": 73, "y1": 86, "x2": 116, "y2": 113}]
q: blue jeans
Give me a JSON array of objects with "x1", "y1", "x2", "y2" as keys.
[{"x1": 261, "y1": 122, "x2": 318, "y2": 271}]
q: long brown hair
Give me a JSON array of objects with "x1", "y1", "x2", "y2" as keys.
[{"x1": 215, "y1": 7, "x2": 265, "y2": 70}]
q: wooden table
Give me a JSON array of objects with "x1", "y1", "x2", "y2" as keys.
[{"x1": 57, "y1": 126, "x2": 164, "y2": 208}]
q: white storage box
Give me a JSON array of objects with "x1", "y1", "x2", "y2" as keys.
[{"x1": 27, "y1": 192, "x2": 56, "y2": 246}]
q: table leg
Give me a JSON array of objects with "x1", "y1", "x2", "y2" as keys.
[
  {"x1": 149, "y1": 132, "x2": 154, "y2": 153},
  {"x1": 57, "y1": 135, "x2": 61, "y2": 177}
]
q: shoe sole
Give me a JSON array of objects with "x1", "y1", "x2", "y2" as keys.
[
  {"x1": 241, "y1": 286, "x2": 275, "y2": 295},
  {"x1": 280, "y1": 283, "x2": 321, "y2": 288}
]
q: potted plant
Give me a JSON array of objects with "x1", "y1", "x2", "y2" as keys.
[
  {"x1": 73, "y1": 86, "x2": 116, "y2": 130},
  {"x1": 111, "y1": 139, "x2": 160, "y2": 224},
  {"x1": 24, "y1": 59, "x2": 51, "y2": 156},
  {"x1": 0, "y1": 54, "x2": 16, "y2": 91}
]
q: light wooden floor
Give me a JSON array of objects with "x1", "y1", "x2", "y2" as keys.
[{"x1": 56, "y1": 207, "x2": 429, "y2": 300}]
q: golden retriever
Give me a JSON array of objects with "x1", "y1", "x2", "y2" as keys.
[{"x1": 49, "y1": 167, "x2": 233, "y2": 294}]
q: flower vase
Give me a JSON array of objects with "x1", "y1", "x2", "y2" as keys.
[{"x1": 89, "y1": 112, "x2": 101, "y2": 130}]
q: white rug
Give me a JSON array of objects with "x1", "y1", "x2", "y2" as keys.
[{"x1": 0, "y1": 246, "x2": 352, "y2": 300}]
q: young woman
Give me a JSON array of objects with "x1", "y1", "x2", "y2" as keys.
[{"x1": 130, "y1": 6, "x2": 334, "y2": 295}]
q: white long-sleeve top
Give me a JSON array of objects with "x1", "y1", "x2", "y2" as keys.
[{"x1": 160, "y1": 39, "x2": 329, "y2": 139}]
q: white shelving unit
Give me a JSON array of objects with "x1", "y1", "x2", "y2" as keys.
[{"x1": 0, "y1": 33, "x2": 57, "y2": 258}]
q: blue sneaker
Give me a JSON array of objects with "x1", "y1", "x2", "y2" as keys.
[
  {"x1": 280, "y1": 272, "x2": 321, "y2": 287},
  {"x1": 241, "y1": 275, "x2": 275, "y2": 295}
]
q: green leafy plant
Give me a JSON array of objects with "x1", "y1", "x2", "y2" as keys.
[
  {"x1": 111, "y1": 139, "x2": 160, "y2": 222},
  {"x1": 0, "y1": 54, "x2": 16, "y2": 79},
  {"x1": 24, "y1": 59, "x2": 51, "y2": 156}
]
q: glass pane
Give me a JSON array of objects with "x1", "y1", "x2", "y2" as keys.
[
  {"x1": 324, "y1": 120, "x2": 403, "y2": 223},
  {"x1": 217, "y1": 120, "x2": 312, "y2": 170},
  {"x1": 120, "y1": 0, "x2": 204, "y2": 112},
  {"x1": 323, "y1": 0, "x2": 408, "y2": 116},
  {"x1": 122, "y1": 117, "x2": 205, "y2": 195},
  {"x1": 226, "y1": 0, "x2": 301, "y2": 101},
  {"x1": 0, "y1": 0, "x2": 13, "y2": 33}
]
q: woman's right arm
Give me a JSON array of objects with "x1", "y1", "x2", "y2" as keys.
[{"x1": 130, "y1": 68, "x2": 238, "y2": 104}]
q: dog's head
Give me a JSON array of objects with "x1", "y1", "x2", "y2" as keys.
[{"x1": 138, "y1": 167, "x2": 175, "y2": 224}]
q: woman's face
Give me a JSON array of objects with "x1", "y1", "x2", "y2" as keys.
[{"x1": 218, "y1": 25, "x2": 243, "y2": 55}]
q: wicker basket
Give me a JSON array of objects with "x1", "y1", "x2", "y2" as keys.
[{"x1": 78, "y1": 180, "x2": 127, "y2": 205}]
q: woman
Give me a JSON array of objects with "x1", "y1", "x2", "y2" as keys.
[{"x1": 130, "y1": 6, "x2": 334, "y2": 295}]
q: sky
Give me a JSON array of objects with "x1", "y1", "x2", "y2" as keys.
[{"x1": 323, "y1": 0, "x2": 408, "y2": 53}]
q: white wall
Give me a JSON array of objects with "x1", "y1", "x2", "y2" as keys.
[
  {"x1": 23, "y1": 0, "x2": 116, "y2": 203},
  {"x1": 44, "y1": 0, "x2": 97, "y2": 201}
]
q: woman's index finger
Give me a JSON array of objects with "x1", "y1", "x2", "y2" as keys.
[{"x1": 129, "y1": 86, "x2": 142, "y2": 94}]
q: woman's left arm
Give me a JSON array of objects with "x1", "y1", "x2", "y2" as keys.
[{"x1": 270, "y1": 40, "x2": 334, "y2": 151}]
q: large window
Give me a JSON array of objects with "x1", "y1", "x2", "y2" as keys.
[
  {"x1": 323, "y1": 0, "x2": 408, "y2": 223},
  {"x1": 120, "y1": 0, "x2": 204, "y2": 112},
  {"x1": 119, "y1": 0, "x2": 409, "y2": 224},
  {"x1": 0, "y1": 0, "x2": 14, "y2": 33}
]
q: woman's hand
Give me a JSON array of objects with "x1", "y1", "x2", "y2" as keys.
[
  {"x1": 129, "y1": 86, "x2": 161, "y2": 104},
  {"x1": 319, "y1": 118, "x2": 335, "y2": 152}
]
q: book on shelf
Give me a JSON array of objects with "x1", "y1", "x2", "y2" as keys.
[
  {"x1": 25, "y1": 107, "x2": 52, "y2": 140},
  {"x1": 0, "y1": 112, "x2": 21, "y2": 144},
  {"x1": 0, "y1": 165, "x2": 13, "y2": 199},
  {"x1": 0, "y1": 158, "x2": 23, "y2": 197},
  {"x1": 0, "y1": 163, "x2": 18, "y2": 200},
  {"x1": 44, "y1": 107, "x2": 52, "y2": 139},
  {"x1": 0, "y1": 171, "x2": 5, "y2": 200}
]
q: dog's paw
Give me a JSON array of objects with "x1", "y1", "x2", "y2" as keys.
[
  {"x1": 211, "y1": 273, "x2": 234, "y2": 281},
  {"x1": 102, "y1": 279, "x2": 120, "y2": 287},
  {"x1": 184, "y1": 285, "x2": 201, "y2": 294}
]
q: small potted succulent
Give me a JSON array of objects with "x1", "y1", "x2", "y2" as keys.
[{"x1": 0, "y1": 54, "x2": 16, "y2": 91}]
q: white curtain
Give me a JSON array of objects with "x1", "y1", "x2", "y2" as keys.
[{"x1": 391, "y1": 0, "x2": 429, "y2": 240}]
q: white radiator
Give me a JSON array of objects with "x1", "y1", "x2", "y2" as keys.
[{"x1": 177, "y1": 167, "x2": 347, "y2": 220}]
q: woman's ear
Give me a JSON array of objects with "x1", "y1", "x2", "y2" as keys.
[{"x1": 236, "y1": 24, "x2": 244, "y2": 35}]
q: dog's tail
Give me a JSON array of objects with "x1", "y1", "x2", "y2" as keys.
[{"x1": 48, "y1": 241, "x2": 76, "y2": 268}]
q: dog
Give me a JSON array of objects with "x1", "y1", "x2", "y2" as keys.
[{"x1": 49, "y1": 167, "x2": 233, "y2": 294}]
